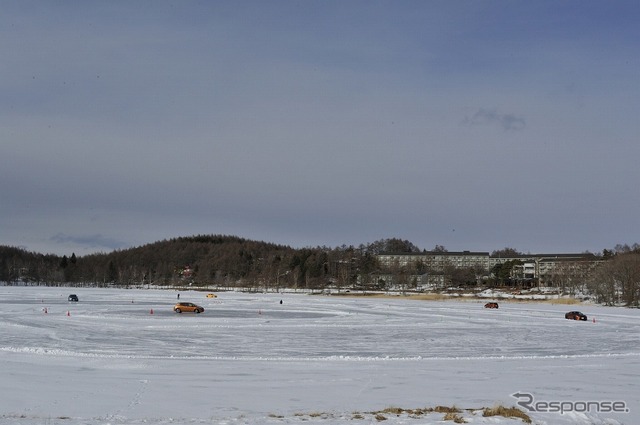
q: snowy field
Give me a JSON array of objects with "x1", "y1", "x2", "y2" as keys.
[{"x1": 1, "y1": 287, "x2": 639, "y2": 425}]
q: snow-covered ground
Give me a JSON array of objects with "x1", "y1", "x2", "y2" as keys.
[{"x1": 1, "y1": 287, "x2": 638, "y2": 424}]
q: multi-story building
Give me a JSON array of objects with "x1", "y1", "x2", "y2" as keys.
[
  {"x1": 376, "y1": 251, "x2": 601, "y2": 287},
  {"x1": 377, "y1": 251, "x2": 489, "y2": 271}
]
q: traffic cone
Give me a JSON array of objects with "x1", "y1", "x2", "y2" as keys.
[{"x1": 150, "y1": 308, "x2": 154, "y2": 315}]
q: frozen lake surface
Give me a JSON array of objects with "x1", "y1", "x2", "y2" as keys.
[{"x1": 1, "y1": 287, "x2": 639, "y2": 424}]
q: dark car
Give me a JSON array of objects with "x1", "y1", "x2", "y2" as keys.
[
  {"x1": 565, "y1": 311, "x2": 587, "y2": 321},
  {"x1": 174, "y1": 302, "x2": 204, "y2": 314},
  {"x1": 484, "y1": 302, "x2": 499, "y2": 309},
  {"x1": 68, "y1": 294, "x2": 79, "y2": 302}
]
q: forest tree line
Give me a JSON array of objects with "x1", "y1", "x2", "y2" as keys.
[
  {"x1": 0, "y1": 236, "x2": 410, "y2": 290},
  {"x1": 1, "y1": 236, "x2": 639, "y2": 306}
]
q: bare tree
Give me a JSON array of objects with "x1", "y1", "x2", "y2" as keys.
[{"x1": 589, "y1": 252, "x2": 640, "y2": 306}]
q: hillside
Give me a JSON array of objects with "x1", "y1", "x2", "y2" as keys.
[{"x1": 1, "y1": 235, "x2": 409, "y2": 289}]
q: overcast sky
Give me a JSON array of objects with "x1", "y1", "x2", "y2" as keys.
[{"x1": 2, "y1": 1, "x2": 639, "y2": 256}]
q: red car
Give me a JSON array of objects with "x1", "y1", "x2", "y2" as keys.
[
  {"x1": 565, "y1": 311, "x2": 587, "y2": 321},
  {"x1": 484, "y1": 302, "x2": 499, "y2": 309}
]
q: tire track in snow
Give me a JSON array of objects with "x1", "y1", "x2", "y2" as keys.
[
  {"x1": 2, "y1": 346, "x2": 639, "y2": 362},
  {"x1": 102, "y1": 379, "x2": 149, "y2": 421}
]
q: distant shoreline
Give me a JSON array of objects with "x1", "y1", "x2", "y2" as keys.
[{"x1": 329, "y1": 291, "x2": 585, "y2": 305}]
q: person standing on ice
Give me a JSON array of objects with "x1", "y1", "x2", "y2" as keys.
[{"x1": 177, "y1": 293, "x2": 180, "y2": 300}]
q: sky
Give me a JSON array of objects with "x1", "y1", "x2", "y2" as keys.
[{"x1": 2, "y1": 1, "x2": 639, "y2": 257}]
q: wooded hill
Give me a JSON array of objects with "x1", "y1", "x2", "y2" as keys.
[{"x1": 1, "y1": 235, "x2": 417, "y2": 290}]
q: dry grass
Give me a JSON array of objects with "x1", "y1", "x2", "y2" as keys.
[
  {"x1": 406, "y1": 293, "x2": 452, "y2": 301},
  {"x1": 293, "y1": 404, "x2": 531, "y2": 423},
  {"x1": 335, "y1": 292, "x2": 451, "y2": 301},
  {"x1": 483, "y1": 405, "x2": 532, "y2": 423},
  {"x1": 547, "y1": 297, "x2": 582, "y2": 305},
  {"x1": 433, "y1": 405, "x2": 461, "y2": 414},
  {"x1": 380, "y1": 407, "x2": 405, "y2": 415},
  {"x1": 374, "y1": 405, "x2": 466, "y2": 423},
  {"x1": 443, "y1": 411, "x2": 467, "y2": 423},
  {"x1": 330, "y1": 291, "x2": 586, "y2": 305}
]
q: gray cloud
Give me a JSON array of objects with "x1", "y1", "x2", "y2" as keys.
[
  {"x1": 1, "y1": 2, "x2": 639, "y2": 256},
  {"x1": 465, "y1": 108, "x2": 526, "y2": 131},
  {"x1": 50, "y1": 233, "x2": 127, "y2": 252}
]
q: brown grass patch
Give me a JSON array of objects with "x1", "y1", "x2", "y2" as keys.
[
  {"x1": 483, "y1": 405, "x2": 531, "y2": 423},
  {"x1": 329, "y1": 291, "x2": 587, "y2": 305},
  {"x1": 406, "y1": 293, "x2": 451, "y2": 301},
  {"x1": 291, "y1": 405, "x2": 531, "y2": 423},
  {"x1": 330, "y1": 292, "x2": 451, "y2": 301},
  {"x1": 380, "y1": 407, "x2": 405, "y2": 415},
  {"x1": 443, "y1": 411, "x2": 467, "y2": 423},
  {"x1": 547, "y1": 297, "x2": 582, "y2": 305},
  {"x1": 433, "y1": 405, "x2": 461, "y2": 413}
]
